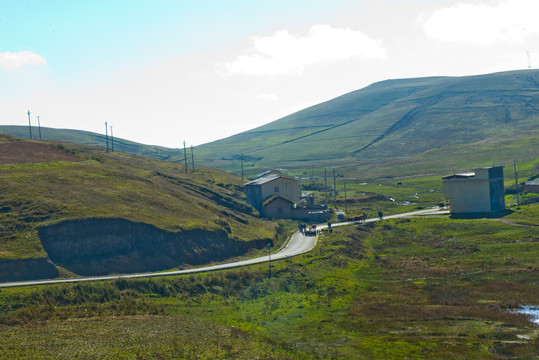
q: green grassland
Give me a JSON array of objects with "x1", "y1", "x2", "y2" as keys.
[
  {"x1": 0, "y1": 134, "x2": 276, "y2": 260},
  {"x1": 0, "y1": 206, "x2": 537, "y2": 359}
]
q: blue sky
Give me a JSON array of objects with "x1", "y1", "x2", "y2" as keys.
[{"x1": 1, "y1": 0, "x2": 538, "y2": 147}]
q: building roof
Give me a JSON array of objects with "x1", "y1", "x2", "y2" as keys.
[
  {"x1": 262, "y1": 195, "x2": 294, "y2": 207},
  {"x1": 245, "y1": 173, "x2": 296, "y2": 186},
  {"x1": 253, "y1": 170, "x2": 280, "y2": 179},
  {"x1": 442, "y1": 173, "x2": 475, "y2": 180}
]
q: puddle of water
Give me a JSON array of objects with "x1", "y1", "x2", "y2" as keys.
[{"x1": 513, "y1": 305, "x2": 539, "y2": 325}]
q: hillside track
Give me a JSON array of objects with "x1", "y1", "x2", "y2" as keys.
[
  {"x1": 353, "y1": 94, "x2": 444, "y2": 155},
  {"x1": 0, "y1": 208, "x2": 446, "y2": 288}
]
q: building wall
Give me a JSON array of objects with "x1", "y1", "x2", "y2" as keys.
[
  {"x1": 245, "y1": 185, "x2": 263, "y2": 211},
  {"x1": 442, "y1": 166, "x2": 505, "y2": 214},
  {"x1": 523, "y1": 181, "x2": 539, "y2": 193},
  {"x1": 489, "y1": 177, "x2": 505, "y2": 212},
  {"x1": 259, "y1": 177, "x2": 300, "y2": 205},
  {"x1": 263, "y1": 198, "x2": 293, "y2": 219},
  {"x1": 443, "y1": 179, "x2": 491, "y2": 213}
]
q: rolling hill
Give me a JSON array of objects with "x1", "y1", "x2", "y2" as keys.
[
  {"x1": 2, "y1": 70, "x2": 537, "y2": 178},
  {"x1": 0, "y1": 125, "x2": 183, "y2": 161},
  {"x1": 195, "y1": 70, "x2": 539, "y2": 176},
  {"x1": 0, "y1": 134, "x2": 276, "y2": 281}
]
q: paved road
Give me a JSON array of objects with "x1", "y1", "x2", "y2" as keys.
[{"x1": 0, "y1": 207, "x2": 447, "y2": 288}]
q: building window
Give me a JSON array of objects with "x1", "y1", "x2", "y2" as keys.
[
  {"x1": 274, "y1": 187, "x2": 279, "y2": 193},
  {"x1": 277, "y1": 207, "x2": 283, "y2": 214}
]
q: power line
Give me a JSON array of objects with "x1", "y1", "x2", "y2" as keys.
[
  {"x1": 190, "y1": 145, "x2": 194, "y2": 172},
  {"x1": 37, "y1": 115, "x2": 42, "y2": 140},
  {"x1": 183, "y1": 141, "x2": 188, "y2": 173},
  {"x1": 27, "y1": 110, "x2": 32, "y2": 139},
  {"x1": 105, "y1": 121, "x2": 109, "y2": 152},
  {"x1": 110, "y1": 125, "x2": 114, "y2": 152}
]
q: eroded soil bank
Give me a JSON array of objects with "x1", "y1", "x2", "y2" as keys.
[
  {"x1": 39, "y1": 218, "x2": 271, "y2": 276},
  {"x1": 0, "y1": 258, "x2": 59, "y2": 282}
]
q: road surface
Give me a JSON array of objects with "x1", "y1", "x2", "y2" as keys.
[{"x1": 0, "y1": 207, "x2": 447, "y2": 288}]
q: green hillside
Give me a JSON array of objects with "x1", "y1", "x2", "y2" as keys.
[
  {"x1": 0, "y1": 125, "x2": 183, "y2": 161},
  {"x1": 195, "y1": 70, "x2": 539, "y2": 176},
  {"x1": 0, "y1": 134, "x2": 276, "y2": 279},
  {"x1": 2, "y1": 70, "x2": 537, "y2": 178}
]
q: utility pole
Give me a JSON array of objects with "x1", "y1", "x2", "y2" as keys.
[
  {"x1": 333, "y1": 169, "x2": 337, "y2": 210},
  {"x1": 241, "y1": 154, "x2": 244, "y2": 181},
  {"x1": 344, "y1": 182, "x2": 348, "y2": 214},
  {"x1": 105, "y1": 121, "x2": 109, "y2": 152},
  {"x1": 324, "y1": 168, "x2": 328, "y2": 207},
  {"x1": 183, "y1": 141, "x2": 187, "y2": 173},
  {"x1": 267, "y1": 243, "x2": 272, "y2": 279},
  {"x1": 190, "y1": 145, "x2": 194, "y2": 172},
  {"x1": 311, "y1": 164, "x2": 314, "y2": 185},
  {"x1": 110, "y1": 126, "x2": 114, "y2": 152},
  {"x1": 514, "y1": 160, "x2": 520, "y2": 209},
  {"x1": 27, "y1": 110, "x2": 32, "y2": 139},
  {"x1": 37, "y1": 115, "x2": 42, "y2": 140}
]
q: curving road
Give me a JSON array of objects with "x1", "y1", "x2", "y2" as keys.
[{"x1": 0, "y1": 208, "x2": 447, "y2": 288}]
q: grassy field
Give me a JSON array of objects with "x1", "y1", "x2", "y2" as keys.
[
  {"x1": 0, "y1": 203, "x2": 536, "y2": 359},
  {"x1": 0, "y1": 134, "x2": 276, "y2": 261}
]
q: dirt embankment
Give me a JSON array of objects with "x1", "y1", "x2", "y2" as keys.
[
  {"x1": 38, "y1": 218, "x2": 271, "y2": 276},
  {"x1": 0, "y1": 258, "x2": 59, "y2": 282}
]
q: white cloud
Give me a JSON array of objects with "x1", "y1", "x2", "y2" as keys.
[
  {"x1": 258, "y1": 93, "x2": 280, "y2": 101},
  {"x1": 423, "y1": 0, "x2": 539, "y2": 45},
  {"x1": 225, "y1": 24, "x2": 386, "y2": 76},
  {"x1": 0, "y1": 51, "x2": 47, "y2": 71}
]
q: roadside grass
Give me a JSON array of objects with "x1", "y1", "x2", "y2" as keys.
[{"x1": 0, "y1": 215, "x2": 537, "y2": 359}]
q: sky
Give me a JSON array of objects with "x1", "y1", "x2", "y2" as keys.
[{"x1": 1, "y1": 0, "x2": 538, "y2": 148}]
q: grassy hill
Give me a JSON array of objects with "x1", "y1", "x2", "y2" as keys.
[
  {"x1": 195, "y1": 70, "x2": 539, "y2": 177},
  {"x1": 0, "y1": 125, "x2": 183, "y2": 161},
  {"x1": 0, "y1": 133, "x2": 277, "y2": 279}
]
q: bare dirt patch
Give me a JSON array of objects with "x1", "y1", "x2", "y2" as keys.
[{"x1": 0, "y1": 141, "x2": 82, "y2": 165}]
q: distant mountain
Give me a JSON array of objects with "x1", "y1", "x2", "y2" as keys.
[{"x1": 195, "y1": 70, "x2": 539, "y2": 176}]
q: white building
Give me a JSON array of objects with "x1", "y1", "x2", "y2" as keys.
[
  {"x1": 245, "y1": 172, "x2": 300, "y2": 214},
  {"x1": 442, "y1": 166, "x2": 505, "y2": 214}
]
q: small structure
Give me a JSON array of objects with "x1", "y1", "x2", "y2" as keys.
[
  {"x1": 442, "y1": 166, "x2": 505, "y2": 214},
  {"x1": 245, "y1": 172, "x2": 300, "y2": 213},
  {"x1": 522, "y1": 180, "x2": 539, "y2": 193},
  {"x1": 262, "y1": 195, "x2": 295, "y2": 219},
  {"x1": 245, "y1": 171, "x2": 329, "y2": 221}
]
